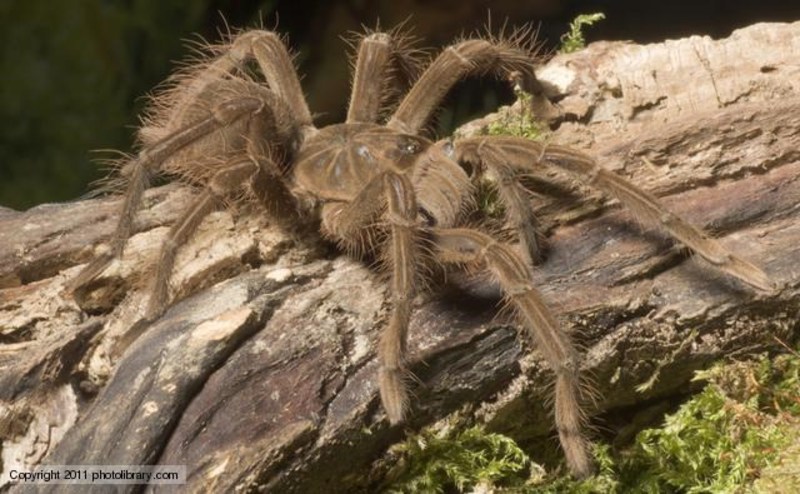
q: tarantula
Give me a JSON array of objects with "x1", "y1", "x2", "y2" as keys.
[{"x1": 69, "y1": 26, "x2": 772, "y2": 477}]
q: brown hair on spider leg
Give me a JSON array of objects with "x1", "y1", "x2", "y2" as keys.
[{"x1": 68, "y1": 21, "x2": 772, "y2": 483}]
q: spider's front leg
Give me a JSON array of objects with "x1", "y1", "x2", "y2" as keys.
[
  {"x1": 322, "y1": 172, "x2": 421, "y2": 423},
  {"x1": 156, "y1": 29, "x2": 314, "y2": 135},
  {"x1": 432, "y1": 227, "x2": 593, "y2": 478},
  {"x1": 455, "y1": 136, "x2": 774, "y2": 292},
  {"x1": 347, "y1": 29, "x2": 421, "y2": 124}
]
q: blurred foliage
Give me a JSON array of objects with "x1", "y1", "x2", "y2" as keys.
[
  {"x1": 383, "y1": 350, "x2": 800, "y2": 493},
  {"x1": 0, "y1": 0, "x2": 274, "y2": 209},
  {"x1": 4, "y1": 1, "x2": 795, "y2": 210}
]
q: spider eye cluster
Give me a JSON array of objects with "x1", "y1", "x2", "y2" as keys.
[
  {"x1": 400, "y1": 139, "x2": 420, "y2": 155},
  {"x1": 383, "y1": 135, "x2": 429, "y2": 167}
]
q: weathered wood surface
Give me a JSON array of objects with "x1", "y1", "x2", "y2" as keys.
[{"x1": 1, "y1": 22, "x2": 799, "y2": 492}]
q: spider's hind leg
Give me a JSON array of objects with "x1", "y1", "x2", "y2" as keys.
[
  {"x1": 456, "y1": 136, "x2": 774, "y2": 292},
  {"x1": 146, "y1": 104, "x2": 306, "y2": 319},
  {"x1": 463, "y1": 146, "x2": 546, "y2": 268},
  {"x1": 432, "y1": 227, "x2": 594, "y2": 478},
  {"x1": 148, "y1": 29, "x2": 314, "y2": 138},
  {"x1": 146, "y1": 158, "x2": 258, "y2": 319},
  {"x1": 69, "y1": 98, "x2": 262, "y2": 294}
]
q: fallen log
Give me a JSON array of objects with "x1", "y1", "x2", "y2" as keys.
[{"x1": 1, "y1": 21, "x2": 798, "y2": 492}]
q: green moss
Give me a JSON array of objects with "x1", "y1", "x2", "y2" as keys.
[
  {"x1": 478, "y1": 87, "x2": 544, "y2": 219},
  {"x1": 382, "y1": 351, "x2": 800, "y2": 493},
  {"x1": 384, "y1": 424, "x2": 530, "y2": 493},
  {"x1": 620, "y1": 353, "x2": 799, "y2": 492},
  {"x1": 485, "y1": 88, "x2": 545, "y2": 141},
  {"x1": 754, "y1": 422, "x2": 800, "y2": 493},
  {"x1": 521, "y1": 443, "x2": 620, "y2": 493},
  {"x1": 559, "y1": 13, "x2": 606, "y2": 54},
  {"x1": 619, "y1": 387, "x2": 784, "y2": 492}
]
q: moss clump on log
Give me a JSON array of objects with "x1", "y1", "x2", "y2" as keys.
[{"x1": 383, "y1": 350, "x2": 800, "y2": 493}]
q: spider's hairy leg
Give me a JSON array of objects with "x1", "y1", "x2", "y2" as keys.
[
  {"x1": 153, "y1": 29, "x2": 313, "y2": 138},
  {"x1": 459, "y1": 137, "x2": 773, "y2": 291},
  {"x1": 322, "y1": 172, "x2": 420, "y2": 423},
  {"x1": 250, "y1": 163, "x2": 304, "y2": 236},
  {"x1": 66, "y1": 154, "x2": 149, "y2": 293},
  {"x1": 68, "y1": 97, "x2": 264, "y2": 294},
  {"x1": 245, "y1": 111, "x2": 304, "y2": 236},
  {"x1": 348, "y1": 32, "x2": 393, "y2": 123},
  {"x1": 468, "y1": 146, "x2": 544, "y2": 267},
  {"x1": 245, "y1": 31, "x2": 314, "y2": 128},
  {"x1": 147, "y1": 159, "x2": 256, "y2": 318},
  {"x1": 347, "y1": 28, "x2": 423, "y2": 124},
  {"x1": 380, "y1": 173, "x2": 419, "y2": 423},
  {"x1": 432, "y1": 227, "x2": 594, "y2": 478},
  {"x1": 320, "y1": 178, "x2": 386, "y2": 256},
  {"x1": 387, "y1": 32, "x2": 537, "y2": 134},
  {"x1": 149, "y1": 94, "x2": 302, "y2": 318}
]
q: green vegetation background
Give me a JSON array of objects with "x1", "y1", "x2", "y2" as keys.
[
  {"x1": 4, "y1": 1, "x2": 795, "y2": 210},
  {"x1": 0, "y1": 0, "x2": 278, "y2": 210}
]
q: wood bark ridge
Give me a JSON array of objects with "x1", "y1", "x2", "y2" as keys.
[{"x1": 1, "y1": 22, "x2": 799, "y2": 493}]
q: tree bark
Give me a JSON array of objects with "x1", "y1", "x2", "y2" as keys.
[{"x1": 1, "y1": 21, "x2": 799, "y2": 493}]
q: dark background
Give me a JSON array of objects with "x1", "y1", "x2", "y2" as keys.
[{"x1": 2, "y1": 0, "x2": 798, "y2": 210}]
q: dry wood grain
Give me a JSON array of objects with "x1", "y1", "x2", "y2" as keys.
[{"x1": 1, "y1": 22, "x2": 799, "y2": 492}]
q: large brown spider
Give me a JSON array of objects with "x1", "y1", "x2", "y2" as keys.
[{"x1": 69, "y1": 25, "x2": 772, "y2": 477}]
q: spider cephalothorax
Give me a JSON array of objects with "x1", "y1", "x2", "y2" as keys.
[{"x1": 70, "y1": 26, "x2": 772, "y2": 477}]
